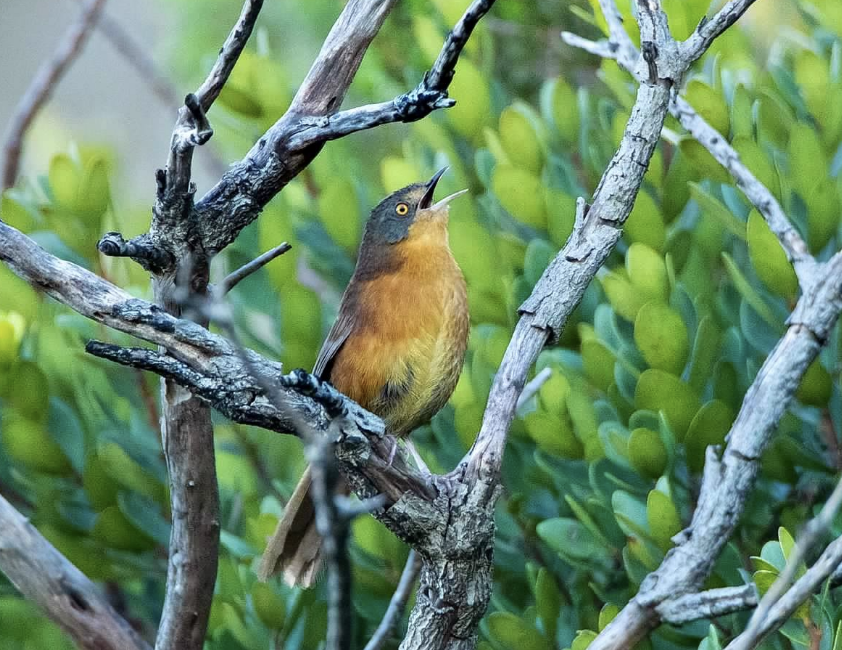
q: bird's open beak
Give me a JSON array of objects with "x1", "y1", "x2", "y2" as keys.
[
  {"x1": 419, "y1": 167, "x2": 448, "y2": 209},
  {"x1": 418, "y1": 166, "x2": 468, "y2": 211}
]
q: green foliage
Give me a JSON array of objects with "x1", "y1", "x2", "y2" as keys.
[{"x1": 3, "y1": 0, "x2": 842, "y2": 648}]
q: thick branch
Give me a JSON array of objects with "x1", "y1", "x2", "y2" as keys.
[
  {"x1": 588, "y1": 255, "x2": 842, "y2": 650},
  {"x1": 195, "y1": 0, "x2": 495, "y2": 255},
  {"x1": 467, "y1": 75, "x2": 673, "y2": 479},
  {"x1": 1, "y1": 0, "x2": 106, "y2": 190},
  {"x1": 0, "y1": 494, "x2": 151, "y2": 650}
]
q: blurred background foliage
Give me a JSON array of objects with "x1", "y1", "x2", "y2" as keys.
[{"x1": 1, "y1": 0, "x2": 842, "y2": 648}]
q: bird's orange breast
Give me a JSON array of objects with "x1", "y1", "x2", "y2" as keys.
[{"x1": 327, "y1": 221, "x2": 469, "y2": 436}]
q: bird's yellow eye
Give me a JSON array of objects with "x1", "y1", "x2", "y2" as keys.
[{"x1": 395, "y1": 203, "x2": 409, "y2": 216}]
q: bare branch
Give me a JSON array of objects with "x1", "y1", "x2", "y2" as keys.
[
  {"x1": 587, "y1": 254, "x2": 842, "y2": 650},
  {"x1": 516, "y1": 368, "x2": 553, "y2": 410},
  {"x1": 1, "y1": 0, "x2": 106, "y2": 190},
  {"x1": 740, "y1": 535, "x2": 842, "y2": 647},
  {"x1": 194, "y1": 0, "x2": 264, "y2": 110},
  {"x1": 0, "y1": 494, "x2": 152, "y2": 650},
  {"x1": 426, "y1": 0, "x2": 495, "y2": 89},
  {"x1": 71, "y1": 0, "x2": 179, "y2": 107},
  {"x1": 364, "y1": 551, "x2": 422, "y2": 650},
  {"x1": 726, "y1": 476, "x2": 842, "y2": 650},
  {"x1": 286, "y1": 0, "x2": 396, "y2": 115},
  {"x1": 467, "y1": 65, "x2": 673, "y2": 480},
  {"x1": 196, "y1": 0, "x2": 495, "y2": 255},
  {"x1": 565, "y1": 2, "x2": 815, "y2": 285},
  {"x1": 681, "y1": 0, "x2": 758, "y2": 66},
  {"x1": 218, "y1": 242, "x2": 292, "y2": 296},
  {"x1": 656, "y1": 586, "x2": 758, "y2": 625},
  {"x1": 670, "y1": 95, "x2": 814, "y2": 281},
  {"x1": 156, "y1": 0, "x2": 264, "y2": 242}
]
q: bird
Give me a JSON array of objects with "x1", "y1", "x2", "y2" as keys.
[{"x1": 258, "y1": 167, "x2": 470, "y2": 587}]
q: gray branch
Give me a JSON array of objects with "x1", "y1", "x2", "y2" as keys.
[
  {"x1": 656, "y1": 586, "x2": 758, "y2": 625},
  {"x1": 669, "y1": 95, "x2": 814, "y2": 281},
  {"x1": 1, "y1": 0, "x2": 107, "y2": 190},
  {"x1": 680, "y1": 0, "x2": 758, "y2": 66},
  {"x1": 467, "y1": 0, "x2": 675, "y2": 482},
  {"x1": 564, "y1": 8, "x2": 812, "y2": 283},
  {"x1": 725, "y1": 476, "x2": 842, "y2": 650},
  {"x1": 364, "y1": 551, "x2": 422, "y2": 650},
  {"x1": 561, "y1": 2, "x2": 842, "y2": 649},
  {"x1": 0, "y1": 494, "x2": 151, "y2": 650}
]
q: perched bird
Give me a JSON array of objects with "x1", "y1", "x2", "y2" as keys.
[{"x1": 258, "y1": 168, "x2": 470, "y2": 587}]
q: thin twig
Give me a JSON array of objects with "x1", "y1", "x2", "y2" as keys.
[
  {"x1": 363, "y1": 551, "x2": 422, "y2": 650},
  {"x1": 655, "y1": 585, "x2": 758, "y2": 625},
  {"x1": 681, "y1": 0, "x2": 758, "y2": 65},
  {"x1": 670, "y1": 95, "x2": 814, "y2": 281},
  {"x1": 516, "y1": 368, "x2": 553, "y2": 410},
  {"x1": 726, "y1": 476, "x2": 842, "y2": 650},
  {"x1": 1, "y1": 0, "x2": 107, "y2": 190},
  {"x1": 70, "y1": 0, "x2": 179, "y2": 107},
  {"x1": 218, "y1": 242, "x2": 291, "y2": 296}
]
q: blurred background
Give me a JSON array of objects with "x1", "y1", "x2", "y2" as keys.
[{"x1": 2, "y1": 0, "x2": 842, "y2": 649}]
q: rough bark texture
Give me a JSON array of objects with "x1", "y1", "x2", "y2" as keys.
[
  {"x1": 2, "y1": 0, "x2": 833, "y2": 648},
  {"x1": 0, "y1": 495, "x2": 152, "y2": 650}
]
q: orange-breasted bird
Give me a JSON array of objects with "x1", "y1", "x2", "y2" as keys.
[{"x1": 258, "y1": 168, "x2": 470, "y2": 587}]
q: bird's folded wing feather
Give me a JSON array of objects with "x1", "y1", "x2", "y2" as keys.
[{"x1": 313, "y1": 305, "x2": 356, "y2": 379}]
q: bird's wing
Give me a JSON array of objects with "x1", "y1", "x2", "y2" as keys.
[{"x1": 313, "y1": 305, "x2": 355, "y2": 379}]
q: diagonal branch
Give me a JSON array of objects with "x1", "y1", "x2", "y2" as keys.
[
  {"x1": 217, "y1": 241, "x2": 292, "y2": 296},
  {"x1": 1, "y1": 0, "x2": 107, "y2": 190},
  {"x1": 466, "y1": 0, "x2": 677, "y2": 482},
  {"x1": 364, "y1": 551, "x2": 422, "y2": 650},
  {"x1": 681, "y1": 0, "x2": 758, "y2": 66},
  {"x1": 195, "y1": 0, "x2": 495, "y2": 255},
  {"x1": 670, "y1": 95, "x2": 814, "y2": 281},
  {"x1": 156, "y1": 0, "x2": 264, "y2": 242},
  {"x1": 0, "y1": 493, "x2": 152, "y2": 650},
  {"x1": 725, "y1": 475, "x2": 842, "y2": 650},
  {"x1": 563, "y1": 2, "x2": 814, "y2": 285}
]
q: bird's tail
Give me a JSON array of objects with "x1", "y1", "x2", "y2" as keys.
[{"x1": 257, "y1": 466, "x2": 323, "y2": 587}]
